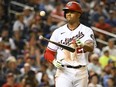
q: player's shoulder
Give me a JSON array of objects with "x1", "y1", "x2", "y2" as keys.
[
  {"x1": 80, "y1": 24, "x2": 92, "y2": 30},
  {"x1": 53, "y1": 24, "x2": 67, "y2": 33},
  {"x1": 80, "y1": 24, "x2": 93, "y2": 32}
]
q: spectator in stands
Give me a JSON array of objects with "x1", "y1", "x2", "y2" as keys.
[
  {"x1": 0, "y1": 5, "x2": 5, "y2": 30},
  {"x1": 102, "y1": 38, "x2": 116, "y2": 57},
  {"x1": 105, "y1": 10, "x2": 116, "y2": 27},
  {"x1": 46, "y1": 63, "x2": 56, "y2": 87},
  {"x1": 79, "y1": 0, "x2": 92, "y2": 26},
  {"x1": 93, "y1": 47, "x2": 101, "y2": 57},
  {"x1": 37, "y1": 63, "x2": 50, "y2": 87},
  {"x1": 95, "y1": 16, "x2": 113, "y2": 32},
  {"x1": 39, "y1": 72, "x2": 50, "y2": 87},
  {"x1": 0, "y1": 27, "x2": 16, "y2": 51},
  {"x1": 105, "y1": 60, "x2": 115, "y2": 69},
  {"x1": 101, "y1": 66, "x2": 116, "y2": 87},
  {"x1": 5, "y1": 56, "x2": 21, "y2": 82},
  {"x1": 107, "y1": 77, "x2": 115, "y2": 87},
  {"x1": 23, "y1": 6, "x2": 35, "y2": 38},
  {"x1": 88, "y1": 53, "x2": 102, "y2": 75},
  {"x1": 106, "y1": 0, "x2": 116, "y2": 11},
  {"x1": 23, "y1": 6, "x2": 35, "y2": 28},
  {"x1": 20, "y1": 62, "x2": 38, "y2": 83},
  {"x1": 2, "y1": 72, "x2": 22, "y2": 87},
  {"x1": 0, "y1": 59, "x2": 6, "y2": 87},
  {"x1": 21, "y1": 70, "x2": 38, "y2": 87},
  {"x1": 13, "y1": 13, "x2": 24, "y2": 32},
  {"x1": 94, "y1": 16, "x2": 113, "y2": 41},
  {"x1": 16, "y1": 55, "x2": 24, "y2": 69},
  {"x1": 99, "y1": 50, "x2": 115, "y2": 69},
  {"x1": 13, "y1": 13, "x2": 26, "y2": 39},
  {"x1": 24, "y1": 33, "x2": 43, "y2": 67},
  {"x1": 110, "y1": 67, "x2": 116, "y2": 86},
  {"x1": 20, "y1": 57, "x2": 37, "y2": 74},
  {"x1": 12, "y1": 30, "x2": 26, "y2": 57},
  {"x1": 42, "y1": 14, "x2": 53, "y2": 36},
  {"x1": 101, "y1": 60, "x2": 116, "y2": 87},
  {"x1": 0, "y1": 41, "x2": 11, "y2": 61},
  {"x1": 20, "y1": 63, "x2": 31, "y2": 75},
  {"x1": 90, "y1": 2, "x2": 108, "y2": 26},
  {"x1": 29, "y1": 12, "x2": 44, "y2": 34},
  {"x1": 27, "y1": 0, "x2": 45, "y2": 11},
  {"x1": 50, "y1": 1, "x2": 65, "y2": 24},
  {"x1": 43, "y1": 0, "x2": 54, "y2": 13},
  {"x1": 88, "y1": 73, "x2": 102, "y2": 87}
]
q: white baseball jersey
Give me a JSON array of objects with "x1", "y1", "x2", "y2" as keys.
[
  {"x1": 48, "y1": 23, "x2": 95, "y2": 66},
  {"x1": 47, "y1": 24, "x2": 96, "y2": 87}
]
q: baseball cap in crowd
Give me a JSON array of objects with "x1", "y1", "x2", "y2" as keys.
[
  {"x1": 6, "y1": 56, "x2": 16, "y2": 63},
  {"x1": 24, "y1": 6, "x2": 34, "y2": 11}
]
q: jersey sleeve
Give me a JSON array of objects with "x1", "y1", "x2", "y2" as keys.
[
  {"x1": 81, "y1": 28, "x2": 96, "y2": 48},
  {"x1": 47, "y1": 30, "x2": 59, "y2": 51},
  {"x1": 44, "y1": 29, "x2": 59, "y2": 63}
]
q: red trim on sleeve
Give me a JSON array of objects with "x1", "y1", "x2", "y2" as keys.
[{"x1": 44, "y1": 48, "x2": 56, "y2": 63}]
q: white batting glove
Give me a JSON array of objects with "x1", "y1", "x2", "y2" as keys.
[{"x1": 52, "y1": 59, "x2": 62, "y2": 68}]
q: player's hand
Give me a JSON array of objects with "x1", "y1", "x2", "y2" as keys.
[
  {"x1": 71, "y1": 39, "x2": 84, "y2": 53},
  {"x1": 52, "y1": 59, "x2": 62, "y2": 68},
  {"x1": 71, "y1": 39, "x2": 83, "y2": 47},
  {"x1": 83, "y1": 40, "x2": 94, "y2": 52},
  {"x1": 75, "y1": 39, "x2": 83, "y2": 47}
]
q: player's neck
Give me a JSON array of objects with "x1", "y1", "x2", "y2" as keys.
[{"x1": 67, "y1": 22, "x2": 80, "y2": 31}]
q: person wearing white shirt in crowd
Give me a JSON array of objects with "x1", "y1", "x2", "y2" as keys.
[
  {"x1": 20, "y1": 63, "x2": 37, "y2": 75},
  {"x1": 88, "y1": 53, "x2": 102, "y2": 75},
  {"x1": 102, "y1": 38, "x2": 116, "y2": 57},
  {"x1": 23, "y1": 6, "x2": 35, "y2": 27},
  {"x1": 13, "y1": 13, "x2": 24, "y2": 32}
]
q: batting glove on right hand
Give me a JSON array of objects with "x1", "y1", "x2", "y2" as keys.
[{"x1": 52, "y1": 59, "x2": 62, "y2": 68}]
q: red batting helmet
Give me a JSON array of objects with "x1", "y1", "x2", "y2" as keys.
[{"x1": 63, "y1": 1, "x2": 82, "y2": 13}]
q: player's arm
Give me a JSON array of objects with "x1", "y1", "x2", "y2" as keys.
[
  {"x1": 83, "y1": 40, "x2": 94, "y2": 52},
  {"x1": 75, "y1": 39, "x2": 94, "y2": 53},
  {"x1": 44, "y1": 48, "x2": 56, "y2": 63},
  {"x1": 44, "y1": 48, "x2": 62, "y2": 68},
  {"x1": 75, "y1": 29, "x2": 95, "y2": 53},
  {"x1": 82, "y1": 28, "x2": 96, "y2": 52}
]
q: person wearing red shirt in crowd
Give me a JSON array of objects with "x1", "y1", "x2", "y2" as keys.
[
  {"x1": 94, "y1": 16, "x2": 113, "y2": 41},
  {"x1": 2, "y1": 72, "x2": 21, "y2": 87},
  {"x1": 50, "y1": 2, "x2": 65, "y2": 23}
]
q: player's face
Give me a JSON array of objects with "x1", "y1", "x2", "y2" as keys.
[{"x1": 65, "y1": 10, "x2": 81, "y2": 24}]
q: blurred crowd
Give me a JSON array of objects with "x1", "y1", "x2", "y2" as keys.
[{"x1": 0, "y1": 0, "x2": 116, "y2": 87}]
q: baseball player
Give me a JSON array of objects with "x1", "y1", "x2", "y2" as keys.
[{"x1": 44, "y1": 1, "x2": 96, "y2": 87}]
